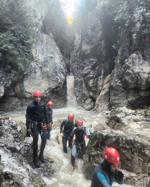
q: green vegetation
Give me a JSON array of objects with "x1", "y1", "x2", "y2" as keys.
[
  {"x1": 99, "y1": 0, "x2": 150, "y2": 51},
  {"x1": 0, "y1": 0, "x2": 35, "y2": 72}
]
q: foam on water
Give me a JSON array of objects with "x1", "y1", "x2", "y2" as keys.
[{"x1": 1, "y1": 109, "x2": 134, "y2": 187}]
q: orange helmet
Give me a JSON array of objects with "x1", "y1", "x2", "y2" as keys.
[
  {"x1": 33, "y1": 91, "x2": 42, "y2": 97},
  {"x1": 103, "y1": 147, "x2": 120, "y2": 165},
  {"x1": 68, "y1": 113, "x2": 74, "y2": 120},
  {"x1": 47, "y1": 101, "x2": 53, "y2": 106},
  {"x1": 77, "y1": 119, "x2": 83, "y2": 125}
]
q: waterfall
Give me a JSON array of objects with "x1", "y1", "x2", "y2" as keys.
[{"x1": 66, "y1": 75, "x2": 77, "y2": 108}]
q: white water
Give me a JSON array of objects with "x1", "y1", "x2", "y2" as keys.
[
  {"x1": 0, "y1": 149, "x2": 36, "y2": 187},
  {"x1": 66, "y1": 76, "x2": 77, "y2": 108},
  {"x1": 0, "y1": 108, "x2": 134, "y2": 187}
]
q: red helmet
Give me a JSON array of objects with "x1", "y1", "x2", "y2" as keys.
[
  {"x1": 77, "y1": 119, "x2": 83, "y2": 125},
  {"x1": 68, "y1": 113, "x2": 74, "y2": 120},
  {"x1": 103, "y1": 147, "x2": 120, "y2": 165},
  {"x1": 33, "y1": 91, "x2": 42, "y2": 97},
  {"x1": 47, "y1": 101, "x2": 53, "y2": 106}
]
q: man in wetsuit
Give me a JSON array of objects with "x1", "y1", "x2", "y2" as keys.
[
  {"x1": 60, "y1": 113, "x2": 77, "y2": 153},
  {"x1": 26, "y1": 91, "x2": 48, "y2": 168},
  {"x1": 71, "y1": 119, "x2": 90, "y2": 157},
  {"x1": 91, "y1": 147, "x2": 124, "y2": 187},
  {"x1": 47, "y1": 101, "x2": 53, "y2": 140}
]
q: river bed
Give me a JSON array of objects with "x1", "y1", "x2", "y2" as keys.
[{"x1": 0, "y1": 108, "x2": 134, "y2": 187}]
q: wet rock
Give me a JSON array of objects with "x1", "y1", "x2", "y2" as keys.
[
  {"x1": 110, "y1": 53, "x2": 150, "y2": 109},
  {"x1": 95, "y1": 75, "x2": 111, "y2": 112},
  {"x1": 0, "y1": 116, "x2": 54, "y2": 187},
  {"x1": 39, "y1": 163, "x2": 54, "y2": 177},
  {"x1": 107, "y1": 108, "x2": 150, "y2": 143},
  {"x1": 91, "y1": 121, "x2": 109, "y2": 131},
  {"x1": 2, "y1": 172, "x2": 25, "y2": 187},
  {"x1": 30, "y1": 174, "x2": 46, "y2": 187},
  {"x1": 106, "y1": 115, "x2": 125, "y2": 130},
  {"x1": 124, "y1": 171, "x2": 150, "y2": 187},
  {"x1": 0, "y1": 0, "x2": 67, "y2": 110},
  {"x1": 83, "y1": 98, "x2": 94, "y2": 110},
  {"x1": 0, "y1": 120, "x2": 2, "y2": 126}
]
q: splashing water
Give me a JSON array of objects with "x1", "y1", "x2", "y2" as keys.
[{"x1": 1, "y1": 108, "x2": 134, "y2": 187}]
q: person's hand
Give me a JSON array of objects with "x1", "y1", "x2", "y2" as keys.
[
  {"x1": 60, "y1": 133, "x2": 64, "y2": 137},
  {"x1": 26, "y1": 130, "x2": 31, "y2": 137},
  {"x1": 115, "y1": 170, "x2": 124, "y2": 181}
]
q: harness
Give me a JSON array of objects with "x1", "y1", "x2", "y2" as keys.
[
  {"x1": 62, "y1": 119, "x2": 75, "y2": 134},
  {"x1": 65, "y1": 119, "x2": 75, "y2": 126}
]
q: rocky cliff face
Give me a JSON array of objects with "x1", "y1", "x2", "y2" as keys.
[
  {"x1": 0, "y1": 0, "x2": 68, "y2": 110},
  {"x1": 71, "y1": 0, "x2": 150, "y2": 111}
]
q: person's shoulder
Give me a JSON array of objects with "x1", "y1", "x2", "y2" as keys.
[
  {"x1": 93, "y1": 163, "x2": 103, "y2": 173},
  {"x1": 72, "y1": 127, "x2": 77, "y2": 133},
  {"x1": 27, "y1": 102, "x2": 34, "y2": 108},
  {"x1": 39, "y1": 102, "x2": 45, "y2": 107},
  {"x1": 82, "y1": 126, "x2": 86, "y2": 132}
]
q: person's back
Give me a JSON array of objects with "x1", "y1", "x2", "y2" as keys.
[{"x1": 91, "y1": 162, "x2": 114, "y2": 187}]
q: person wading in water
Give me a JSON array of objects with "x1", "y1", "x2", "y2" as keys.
[
  {"x1": 26, "y1": 91, "x2": 48, "y2": 168},
  {"x1": 60, "y1": 113, "x2": 77, "y2": 153}
]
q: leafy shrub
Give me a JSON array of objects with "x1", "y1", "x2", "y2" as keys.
[{"x1": 0, "y1": 0, "x2": 35, "y2": 72}]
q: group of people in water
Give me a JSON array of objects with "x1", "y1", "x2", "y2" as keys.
[{"x1": 26, "y1": 91, "x2": 124, "y2": 187}]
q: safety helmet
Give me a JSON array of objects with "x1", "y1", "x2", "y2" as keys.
[
  {"x1": 103, "y1": 147, "x2": 120, "y2": 165},
  {"x1": 68, "y1": 113, "x2": 74, "y2": 120},
  {"x1": 33, "y1": 91, "x2": 42, "y2": 97},
  {"x1": 77, "y1": 119, "x2": 83, "y2": 125},
  {"x1": 47, "y1": 101, "x2": 53, "y2": 106}
]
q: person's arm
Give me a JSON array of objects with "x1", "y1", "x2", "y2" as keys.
[
  {"x1": 44, "y1": 104, "x2": 48, "y2": 125},
  {"x1": 71, "y1": 129, "x2": 76, "y2": 144},
  {"x1": 52, "y1": 109, "x2": 53, "y2": 124},
  {"x1": 26, "y1": 105, "x2": 31, "y2": 137},
  {"x1": 96, "y1": 172, "x2": 112, "y2": 187},
  {"x1": 84, "y1": 128, "x2": 90, "y2": 139},
  {"x1": 60, "y1": 120, "x2": 65, "y2": 133},
  {"x1": 114, "y1": 170, "x2": 124, "y2": 185},
  {"x1": 75, "y1": 120, "x2": 77, "y2": 127}
]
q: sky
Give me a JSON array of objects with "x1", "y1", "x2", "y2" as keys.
[{"x1": 59, "y1": 0, "x2": 81, "y2": 17}]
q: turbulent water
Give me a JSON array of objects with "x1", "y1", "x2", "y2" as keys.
[
  {"x1": 1, "y1": 108, "x2": 134, "y2": 187},
  {"x1": 66, "y1": 76, "x2": 77, "y2": 108}
]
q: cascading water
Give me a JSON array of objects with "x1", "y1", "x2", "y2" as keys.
[{"x1": 66, "y1": 76, "x2": 77, "y2": 108}]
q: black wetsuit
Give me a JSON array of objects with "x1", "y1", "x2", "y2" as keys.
[
  {"x1": 26, "y1": 101, "x2": 48, "y2": 160},
  {"x1": 60, "y1": 119, "x2": 77, "y2": 153},
  {"x1": 91, "y1": 161, "x2": 124, "y2": 187},
  {"x1": 47, "y1": 108, "x2": 53, "y2": 138},
  {"x1": 71, "y1": 127, "x2": 90, "y2": 155}
]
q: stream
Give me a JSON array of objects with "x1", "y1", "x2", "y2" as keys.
[{"x1": 0, "y1": 108, "x2": 134, "y2": 187}]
